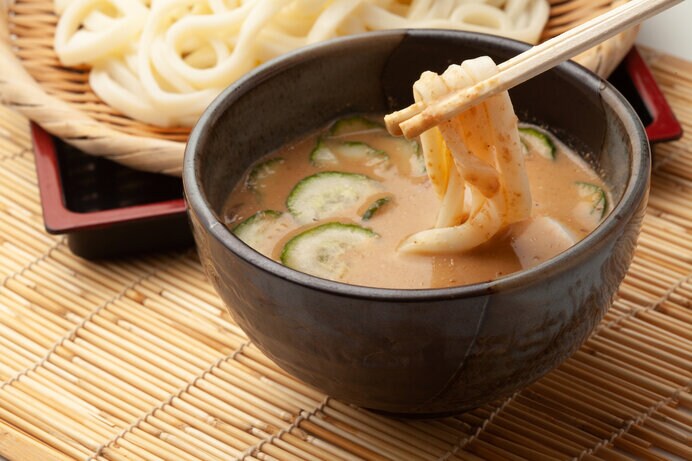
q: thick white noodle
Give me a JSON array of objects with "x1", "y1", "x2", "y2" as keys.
[
  {"x1": 54, "y1": 0, "x2": 550, "y2": 127},
  {"x1": 435, "y1": 169, "x2": 466, "y2": 229},
  {"x1": 135, "y1": 0, "x2": 219, "y2": 117},
  {"x1": 399, "y1": 193, "x2": 505, "y2": 254},
  {"x1": 398, "y1": 57, "x2": 531, "y2": 254},
  {"x1": 461, "y1": 57, "x2": 532, "y2": 222},
  {"x1": 414, "y1": 71, "x2": 452, "y2": 198},
  {"x1": 90, "y1": 62, "x2": 171, "y2": 126},
  {"x1": 55, "y1": 0, "x2": 148, "y2": 66},
  {"x1": 306, "y1": 0, "x2": 364, "y2": 43}
]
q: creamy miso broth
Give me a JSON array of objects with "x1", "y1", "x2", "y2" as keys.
[{"x1": 223, "y1": 116, "x2": 610, "y2": 289}]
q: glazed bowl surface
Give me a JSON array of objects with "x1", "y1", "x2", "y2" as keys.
[{"x1": 183, "y1": 30, "x2": 649, "y2": 416}]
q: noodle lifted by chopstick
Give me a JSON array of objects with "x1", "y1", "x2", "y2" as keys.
[{"x1": 398, "y1": 57, "x2": 532, "y2": 254}]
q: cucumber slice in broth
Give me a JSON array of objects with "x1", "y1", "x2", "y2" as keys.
[
  {"x1": 310, "y1": 140, "x2": 388, "y2": 168},
  {"x1": 519, "y1": 127, "x2": 556, "y2": 160},
  {"x1": 336, "y1": 141, "x2": 388, "y2": 167},
  {"x1": 287, "y1": 172, "x2": 382, "y2": 224},
  {"x1": 576, "y1": 181, "x2": 608, "y2": 220},
  {"x1": 281, "y1": 222, "x2": 378, "y2": 280},
  {"x1": 362, "y1": 196, "x2": 391, "y2": 221},
  {"x1": 329, "y1": 116, "x2": 384, "y2": 137},
  {"x1": 247, "y1": 158, "x2": 285, "y2": 191},
  {"x1": 400, "y1": 138, "x2": 426, "y2": 176},
  {"x1": 309, "y1": 139, "x2": 337, "y2": 166},
  {"x1": 232, "y1": 210, "x2": 287, "y2": 254}
]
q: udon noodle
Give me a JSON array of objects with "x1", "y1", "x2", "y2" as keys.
[
  {"x1": 398, "y1": 56, "x2": 532, "y2": 254},
  {"x1": 54, "y1": 0, "x2": 549, "y2": 127}
]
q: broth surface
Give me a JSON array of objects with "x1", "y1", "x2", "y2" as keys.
[{"x1": 224, "y1": 118, "x2": 609, "y2": 289}]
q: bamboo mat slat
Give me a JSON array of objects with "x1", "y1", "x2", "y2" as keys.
[{"x1": 0, "y1": 51, "x2": 690, "y2": 461}]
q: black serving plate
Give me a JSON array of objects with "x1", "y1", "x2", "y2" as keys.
[{"x1": 32, "y1": 124, "x2": 192, "y2": 259}]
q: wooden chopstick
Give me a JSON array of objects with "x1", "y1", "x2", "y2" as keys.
[{"x1": 385, "y1": 0, "x2": 683, "y2": 138}]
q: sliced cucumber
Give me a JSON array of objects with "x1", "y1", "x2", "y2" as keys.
[
  {"x1": 246, "y1": 157, "x2": 285, "y2": 191},
  {"x1": 576, "y1": 181, "x2": 608, "y2": 220},
  {"x1": 310, "y1": 140, "x2": 388, "y2": 168},
  {"x1": 519, "y1": 127, "x2": 556, "y2": 160},
  {"x1": 280, "y1": 222, "x2": 378, "y2": 280},
  {"x1": 372, "y1": 136, "x2": 425, "y2": 176},
  {"x1": 337, "y1": 141, "x2": 388, "y2": 167},
  {"x1": 329, "y1": 116, "x2": 383, "y2": 137},
  {"x1": 232, "y1": 210, "x2": 286, "y2": 253},
  {"x1": 309, "y1": 139, "x2": 337, "y2": 166},
  {"x1": 287, "y1": 172, "x2": 382, "y2": 224},
  {"x1": 404, "y1": 138, "x2": 426, "y2": 176},
  {"x1": 362, "y1": 196, "x2": 391, "y2": 221}
]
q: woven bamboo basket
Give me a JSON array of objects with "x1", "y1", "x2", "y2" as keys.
[{"x1": 0, "y1": 0, "x2": 639, "y2": 176}]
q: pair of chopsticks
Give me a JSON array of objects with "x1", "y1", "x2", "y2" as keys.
[{"x1": 385, "y1": 0, "x2": 683, "y2": 138}]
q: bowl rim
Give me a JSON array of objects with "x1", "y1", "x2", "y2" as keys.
[{"x1": 183, "y1": 29, "x2": 650, "y2": 302}]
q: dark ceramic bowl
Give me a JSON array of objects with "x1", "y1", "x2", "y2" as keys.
[{"x1": 183, "y1": 30, "x2": 649, "y2": 416}]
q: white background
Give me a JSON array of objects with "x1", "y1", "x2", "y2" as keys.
[{"x1": 637, "y1": 0, "x2": 692, "y2": 60}]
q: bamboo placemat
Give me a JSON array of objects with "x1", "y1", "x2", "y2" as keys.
[{"x1": 0, "y1": 50, "x2": 690, "y2": 461}]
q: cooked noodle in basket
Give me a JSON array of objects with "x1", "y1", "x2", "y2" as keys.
[{"x1": 53, "y1": 0, "x2": 550, "y2": 126}]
